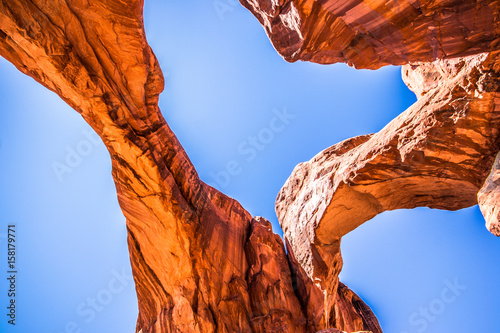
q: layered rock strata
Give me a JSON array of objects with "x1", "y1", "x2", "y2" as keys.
[
  {"x1": 240, "y1": 0, "x2": 500, "y2": 68},
  {"x1": 0, "y1": 0, "x2": 380, "y2": 332}
]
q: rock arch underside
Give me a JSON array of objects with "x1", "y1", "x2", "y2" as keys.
[{"x1": 1, "y1": 0, "x2": 500, "y2": 332}]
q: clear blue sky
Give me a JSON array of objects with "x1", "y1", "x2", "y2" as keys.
[{"x1": 0, "y1": 1, "x2": 499, "y2": 332}]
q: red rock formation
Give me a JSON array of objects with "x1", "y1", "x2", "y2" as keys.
[
  {"x1": 0, "y1": 0, "x2": 380, "y2": 332},
  {"x1": 240, "y1": 0, "x2": 500, "y2": 68},
  {"x1": 478, "y1": 152, "x2": 500, "y2": 236},
  {"x1": 277, "y1": 51, "x2": 500, "y2": 326},
  {"x1": 240, "y1": 0, "x2": 500, "y2": 327},
  {"x1": 3, "y1": 0, "x2": 499, "y2": 332}
]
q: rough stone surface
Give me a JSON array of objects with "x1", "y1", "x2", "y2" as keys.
[
  {"x1": 478, "y1": 152, "x2": 500, "y2": 236},
  {"x1": 277, "y1": 51, "x2": 500, "y2": 319},
  {"x1": 0, "y1": 0, "x2": 380, "y2": 332},
  {"x1": 240, "y1": 0, "x2": 500, "y2": 68},
  {"x1": 2, "y1": 0, "x2": 500, "y2": 332}
]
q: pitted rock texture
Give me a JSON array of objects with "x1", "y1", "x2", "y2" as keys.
[
  {"x1": 0, "y1": 0, "x2": 380, "y2": 332},
  {"x1": 277, "y1": 51, "x2": 500, "y2": 319},
  {"x1": 240, "y1": 0, "x2": 500, "y2": 68}
]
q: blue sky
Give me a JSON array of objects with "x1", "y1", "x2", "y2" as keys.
[{"x1": 1, "y1": 1, "x2": 499, "y2": 332}]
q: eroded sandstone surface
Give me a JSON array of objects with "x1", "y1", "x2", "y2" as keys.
[
  {"x1": 478, "y1": 151, "x2": 500, "y2": 236},
  {"x1": 0, "y1": 0, "x2": 380, "y2": 332},
  {"x1": 277, "y1": 52, "x2": 500, "y2": 318},
  {"x1": 0, "y1": 0, "x2": 499, "y2": 332},
  {"x1": 240, "y1": 0, "x2": 500, "y2": 68}
]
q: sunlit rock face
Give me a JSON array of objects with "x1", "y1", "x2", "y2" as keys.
[
  {"x1": 0, "y1": 0, "x2": 380, "y2": 332},
  {"x1": 1, "y1": 0, "x2": 499, "y2": 332},
  {"x1": 239, "y1": 0, "x2": 500, "y2": 323},
  {"x1": 478, "y1": 152, "x2": 500, "y2": 236},
  {"x1": 240, "y1": 0, "x2": 500, "y2": 69},
  {"x1": 276, "y1": 51, "x2": 500, "y2": 325}
]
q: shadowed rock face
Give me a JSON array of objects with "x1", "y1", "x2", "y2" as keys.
[
  {"x1": 240, "y1": 0, "x2": 500, "y2": 69},
  {"x1": 1, "y1": 0, "x2": 499, "y2": 332},
  {"x1": 0, "y1": 0, "x2": 380, "y2": 332}
]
